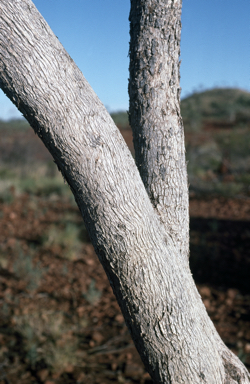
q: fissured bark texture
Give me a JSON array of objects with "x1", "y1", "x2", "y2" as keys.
[{"x1": 0, "y1": 0, "x2": 249, "y2": 382}]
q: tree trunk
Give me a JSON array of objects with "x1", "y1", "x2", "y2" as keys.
[{"x1": 0, "y1": 1, "x2": 249, "y2": 383}]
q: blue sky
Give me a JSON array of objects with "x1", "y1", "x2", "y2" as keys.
[{"x1": 0, "y1": 0, "x2": 249, "y2": 120}]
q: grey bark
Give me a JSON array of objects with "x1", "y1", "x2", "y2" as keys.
[
  {"x1": 0, "y1": 0, "x2": 249, "y2": 383},
  {"x1": 129, "y1": 0, "x2": 189, "y2": 260}
]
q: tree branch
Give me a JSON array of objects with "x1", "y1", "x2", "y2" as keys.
[{"x1": 129, "y1": 0, "x2": 189, "y2": 260}]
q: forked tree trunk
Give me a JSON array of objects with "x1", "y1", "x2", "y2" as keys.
[{"x1": 0, "y1": 1, "x2": 249, "y2": 383}]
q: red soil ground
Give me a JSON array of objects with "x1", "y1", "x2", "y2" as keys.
[{"x1": 0, "y1": 193, "x2": 249, "y2": 383}]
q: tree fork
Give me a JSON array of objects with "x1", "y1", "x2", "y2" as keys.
[{"x1": 0, "y1": 0, "x2": 249, "y2": 382}]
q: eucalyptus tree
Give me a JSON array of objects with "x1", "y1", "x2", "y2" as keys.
[{"x1": 0, "y1": 0, "x2": 249, "y2": 382}]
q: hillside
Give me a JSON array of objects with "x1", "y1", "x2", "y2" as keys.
[
  {"x1": 0, "y1": 88, "x2": 250, "y2": 198},
  {"x1": 181, "y1": 88, "x2": 250, "y2": 132},
  {"x1": 110, "y1": 88, "x2": 250, "y2": 197},
  {"x1": 2, "y1": 87, "x2": 250, "y2": 133}
]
